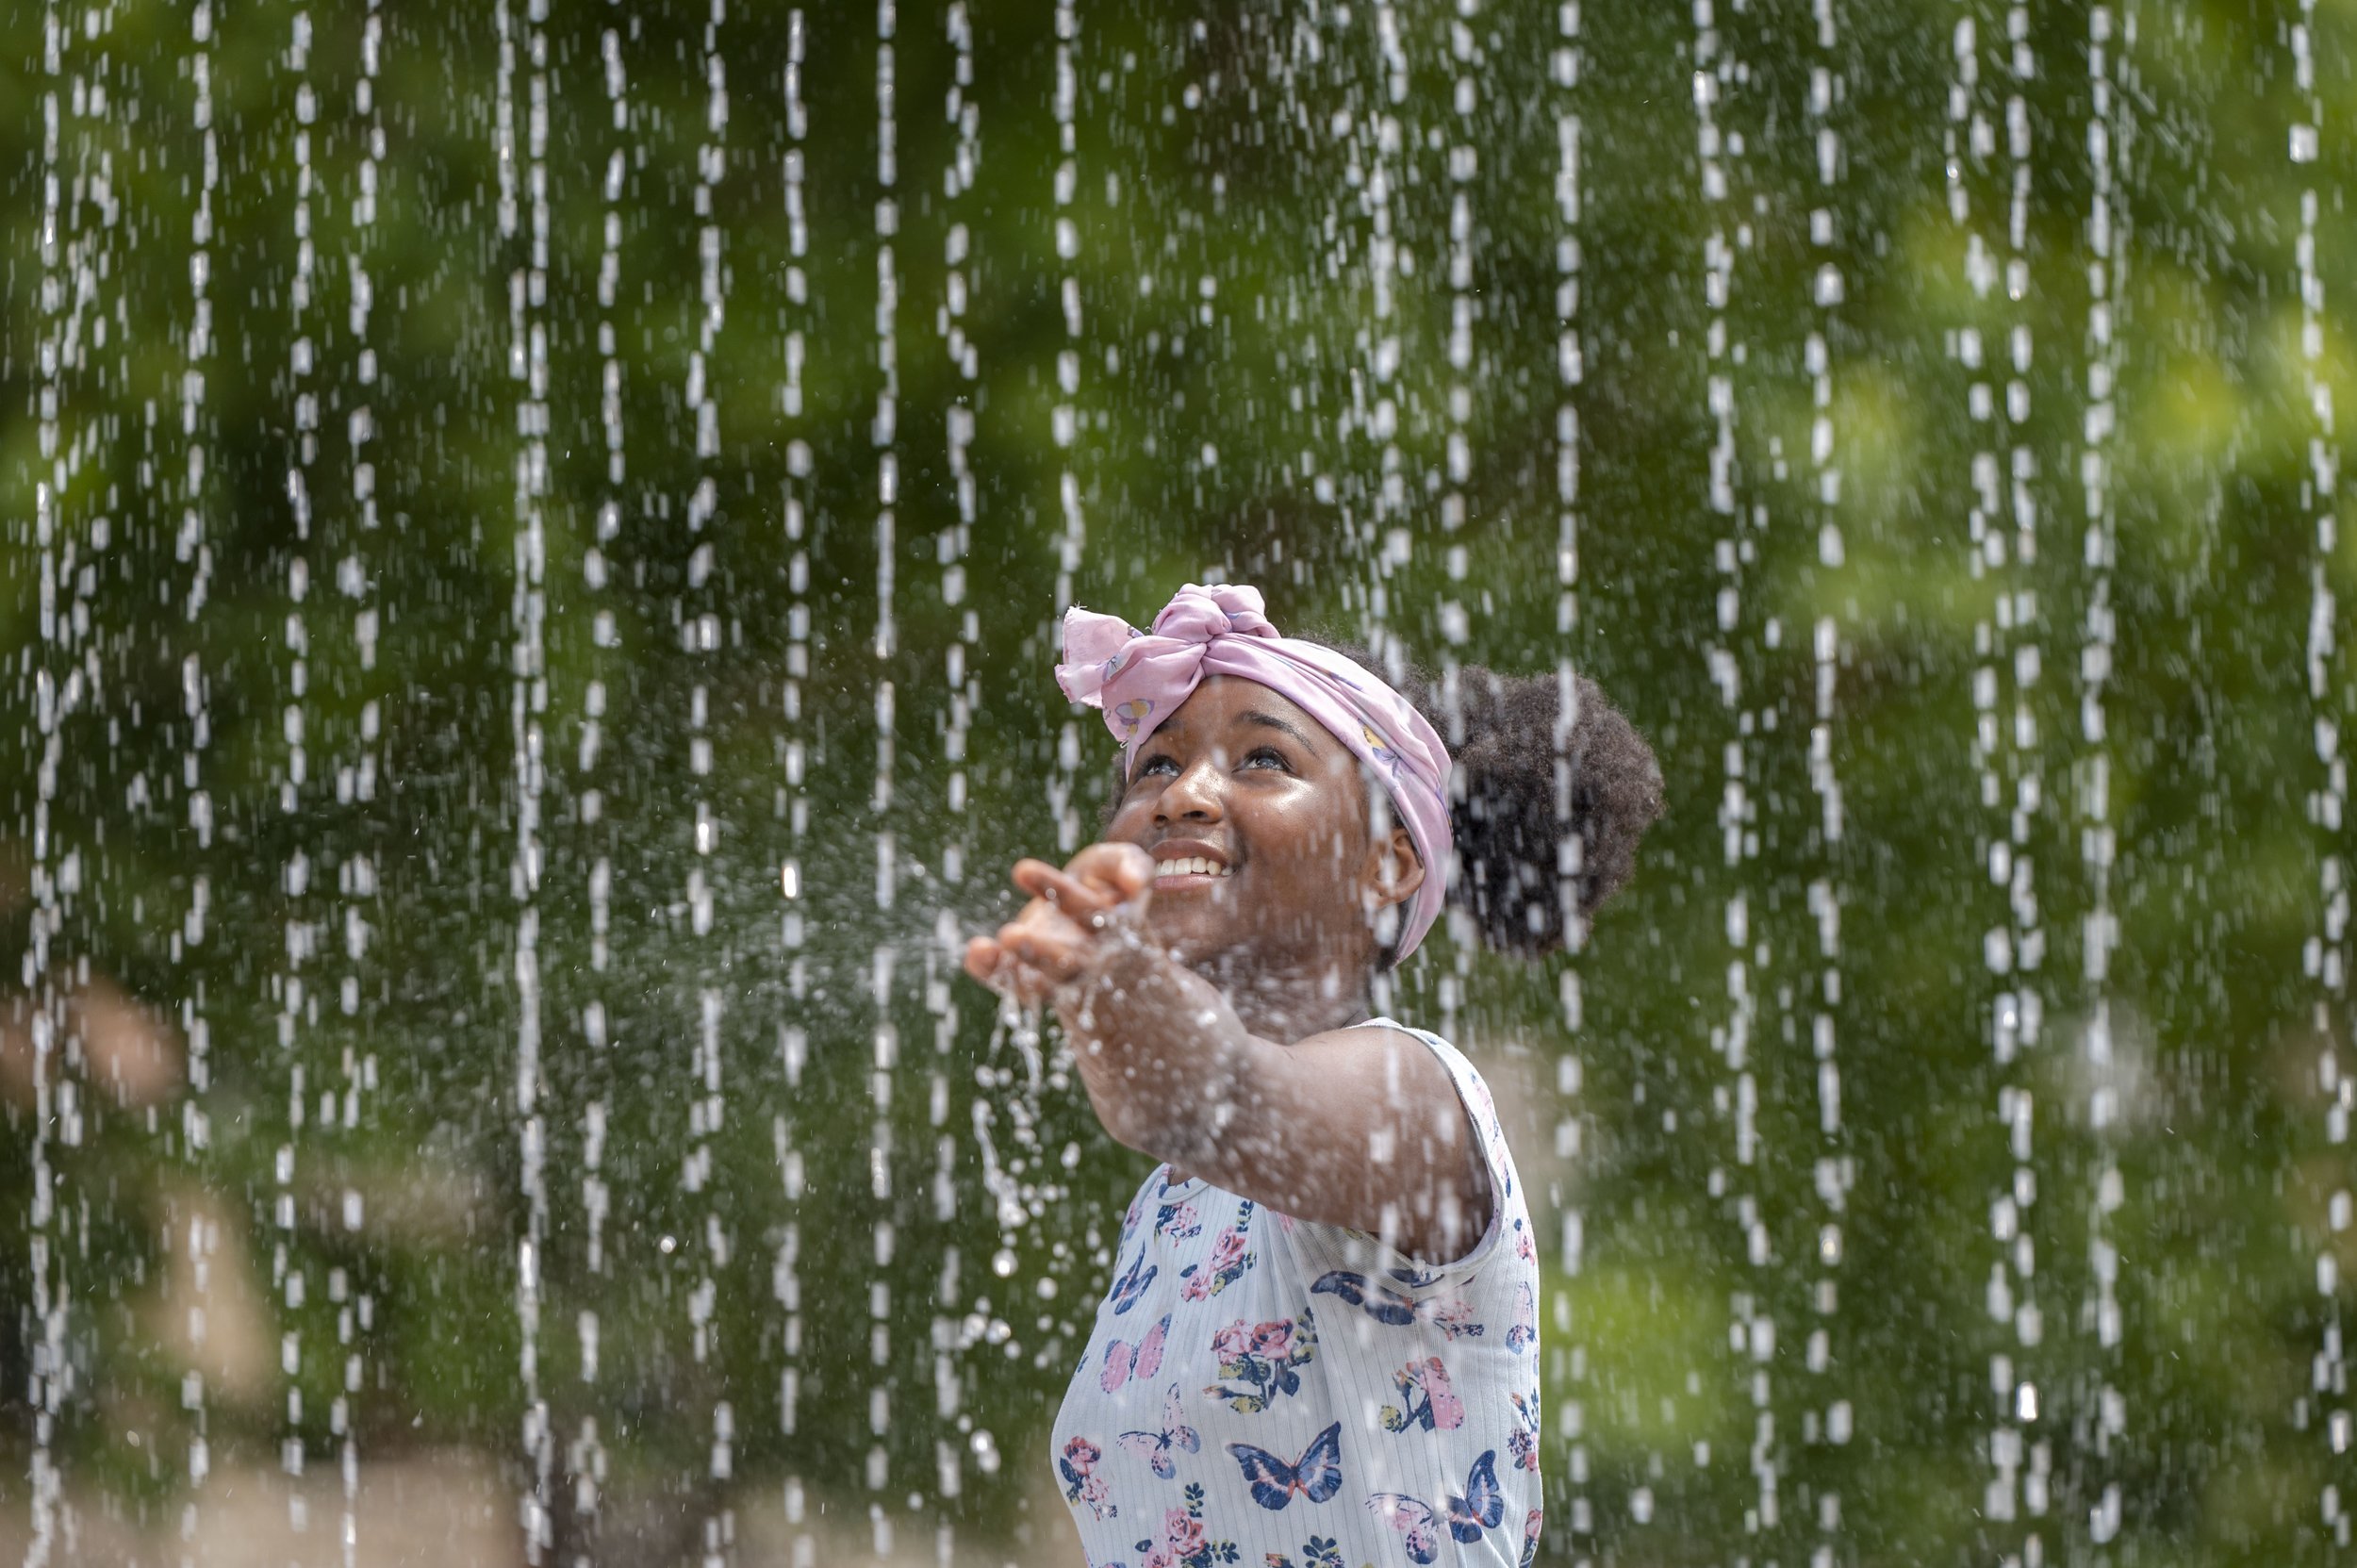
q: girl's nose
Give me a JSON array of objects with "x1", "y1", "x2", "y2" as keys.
[{"x1": 1154, "y1": 754, "x2": 1226, "y2": 824}]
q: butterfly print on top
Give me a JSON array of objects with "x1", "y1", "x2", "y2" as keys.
[
  {"x1": 1226, "y1": 1421, "x2": 1344, "y2": 1511},
  {"x1": 1049, "y1": 1020, "x2": 1542, "y2": 1564},
  {"x1": 1101, "y1": 1312, "x2": 1171, "y2": 1394},
  {"x1": 1115, "y1": 1384, "x2": 1201, "y2": 1480},
  {"x1": 1309, "y1": 1270, "x2": 1484, "y2": 1339},
  {"x1": 1108, "y1": 1245, "x2": 1160, "y2": 1315},
  {"x1": 1365, "y1": 1450, "x2": 1506, "y2": 1563}
]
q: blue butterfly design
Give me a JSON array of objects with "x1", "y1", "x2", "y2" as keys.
[
  {"x1": 1108, "y1": 1244, "x2": 1158, "y2": 1314},
  {"x1": 1506, "y1": 1279, "x2": 1536, "y2": 1353},
  {"x1": 1310, "y1": 1270, "x2": 1484, "y2": 1337},
  {"x1": 1226, "y1": 1421, "x2": 1343, "y2": 1510},
  {"x1": 1310, "y1": 1269, "x2": 1419, "y2": 1326},
  {"x1": 1387, "y1": 1264, "x2": 1446, "y2": 1289},
  {"x1": 1367, "y1": 1450, "x2": 1505, "y2": 1563},
  {"x1": 1115, "y1": 1384, "x2": 1201, "y2": 1479}
]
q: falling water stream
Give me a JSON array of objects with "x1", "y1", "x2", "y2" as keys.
[
  {"x1": 1803, "y1": 6, "x2": 1853, "y2": 1562},
  {"x1": 8, "y1": 4, "x2": 2357, "y2": 1565},
  {"x1": 2296, "y1": 0, "x2": 2357, "y2": 1544},
  {"x1": 2078, "y1": 6, "x2": 2126, "y2": 1546}
]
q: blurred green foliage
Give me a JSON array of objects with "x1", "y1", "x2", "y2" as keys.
[{"x1": 5, "y1": 0, "x2": 2357, "y2": 1561}]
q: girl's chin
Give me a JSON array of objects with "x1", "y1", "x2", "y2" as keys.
[{"x1": 1142, "y1": 910, "x2": 1244, "y2": 963}]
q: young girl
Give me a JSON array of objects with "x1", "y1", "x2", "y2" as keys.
[{"x1": 963, "y1": 584, "x2": 1660, "y2": 1567}]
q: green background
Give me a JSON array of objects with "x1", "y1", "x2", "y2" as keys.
[{"x1": 5, "y1": 0, "x2": 2356, "y2": 1561}]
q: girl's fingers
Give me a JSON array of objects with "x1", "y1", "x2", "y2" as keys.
[
  {"x1": 1009, "y1": 959, "x2": 1056, "y2": 1009},
  {"x1": 1003, "y1": 922, "x2": 1087, "y2": 982},
  {"x1": 963, "y1": 926, "x2": 1084, "y2": 1006},
  {"x1": 1010, "y1": 857, "x2": 1118, "y2": 916},
  {"x1": 966, "y1": 845, "x2": 1161, "y2": 1002},
  {"x1": 1066, "y1": 841, "x2": 1156, "y2": 901},
  {"x1": 962, "y1": 935, "x2": 1004, "y2": 984}
]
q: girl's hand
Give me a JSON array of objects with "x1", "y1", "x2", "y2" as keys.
[{"x1": 962, "y1": 842, "x2": 1156, "y2": 1007}]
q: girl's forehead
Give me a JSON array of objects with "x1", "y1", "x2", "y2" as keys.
[{"x1": 1159, "y1": 676, "x2": 1326, "y2": 741}]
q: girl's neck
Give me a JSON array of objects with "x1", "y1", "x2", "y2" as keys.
[
  {"x1": 1199, "y1": 949, "x2": 1377, "y2": 1044},
  {"x1": 1164, "y1": 959, "x2": 1377, "y2": 1191}
]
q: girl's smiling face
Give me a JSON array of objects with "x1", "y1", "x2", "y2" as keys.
[{"x1": 1105, "y1": 676, "x2": 1425, "y2": 977}]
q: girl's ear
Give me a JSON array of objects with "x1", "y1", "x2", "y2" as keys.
[{"x1": 1360, "y1": 824, "x2": 1427, "y2": 914}]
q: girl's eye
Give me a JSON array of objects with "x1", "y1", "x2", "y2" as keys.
[
  {"x1": 1244, "y1": 747, "x2": 1290, "y2": 771},
  {"x1": 1133, "y1": 754, "x2": 1178, "y2": 781}
]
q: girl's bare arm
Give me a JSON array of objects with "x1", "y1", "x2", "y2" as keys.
[{"x1": 964, "y1": 843, "x2": 1492, "y2": 1265}]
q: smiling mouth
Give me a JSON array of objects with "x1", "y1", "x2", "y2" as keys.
[{"x1": 1153, "y1": 856, "x2": 1233, "y2": 882}]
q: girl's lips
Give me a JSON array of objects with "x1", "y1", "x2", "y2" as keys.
[
  {"x1": 1151, "y1": 867, "x2": 1233, "y2": 889},
  {"x1": 1146, "y1": 841, "x2": 1232, "y2": 890}
]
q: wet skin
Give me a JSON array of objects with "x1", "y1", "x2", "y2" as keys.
[
  {"x1": 962, "y1": 677, "x2": 1492, "y2": 1264},
  {"x1": 1113, "y1": 674, "x2": 1409, "y2": 980}
]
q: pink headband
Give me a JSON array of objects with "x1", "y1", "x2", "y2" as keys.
[{"x1": 1054, "y1": 583, "x2": 1454, "y2": 963}]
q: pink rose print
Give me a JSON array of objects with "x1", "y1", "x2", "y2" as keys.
[
  {"x1": 1059, "y1": 1436, "x2": 1116, "y2": 1521},
  {"x1": 1379, "y1": 1355, "x2": 1465, "y2": 1434},
  {"x1": 1426, "y1": 1296, "x2": 1482, "y2": 1339},
  {"x1": 1510, "y1": 1391, "x2": 1541, "y2": 1472},
  {"x1": 1132, "y1": 1483, "x2": 1236, "y2": 1568},
  {"x1": 1211, "y1": 1322, "x2": 1253, "y2": 1363},
  {"x1": 1205, "y1": 1308, "x2": 1318, "y2": 1414},
  {"x1": 1178, "y1": 1213, "x2": 1255, "y2": 1302}
]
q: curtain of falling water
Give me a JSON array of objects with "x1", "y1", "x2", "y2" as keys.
[{"x1": 13, "y1": 5, "x2": 2357, "y2": 1566}]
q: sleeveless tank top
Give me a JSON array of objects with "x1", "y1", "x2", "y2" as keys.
[{"x1": 1048, "y1": 1019, "x2": 1543, "y2": 1567}]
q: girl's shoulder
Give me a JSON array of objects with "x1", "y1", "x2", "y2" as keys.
[
  {"x1": 1360, "y1": 1016, "x2": 1509, "y2": 1148},
  {"x1": 1291, "y1": 1016, "x2": 1532, "y2": 1285}
]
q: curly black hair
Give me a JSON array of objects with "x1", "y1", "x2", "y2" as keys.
[{"x1": 1309, "y1": 635, "x2": 1665, "y2": 966}]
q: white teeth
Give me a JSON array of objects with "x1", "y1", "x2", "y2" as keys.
[{"x1": 1154, "y1": 857, "x2": 1233, "y2": 878}]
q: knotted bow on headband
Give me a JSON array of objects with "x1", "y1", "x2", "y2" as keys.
[{"x1": 1054, "y1": 583, "x2": 1454, "y2": 963}]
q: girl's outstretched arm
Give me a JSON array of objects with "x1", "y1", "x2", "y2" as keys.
[{"x1": 963, "y1": 843, "x2": 1492, "y2": 1266}]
